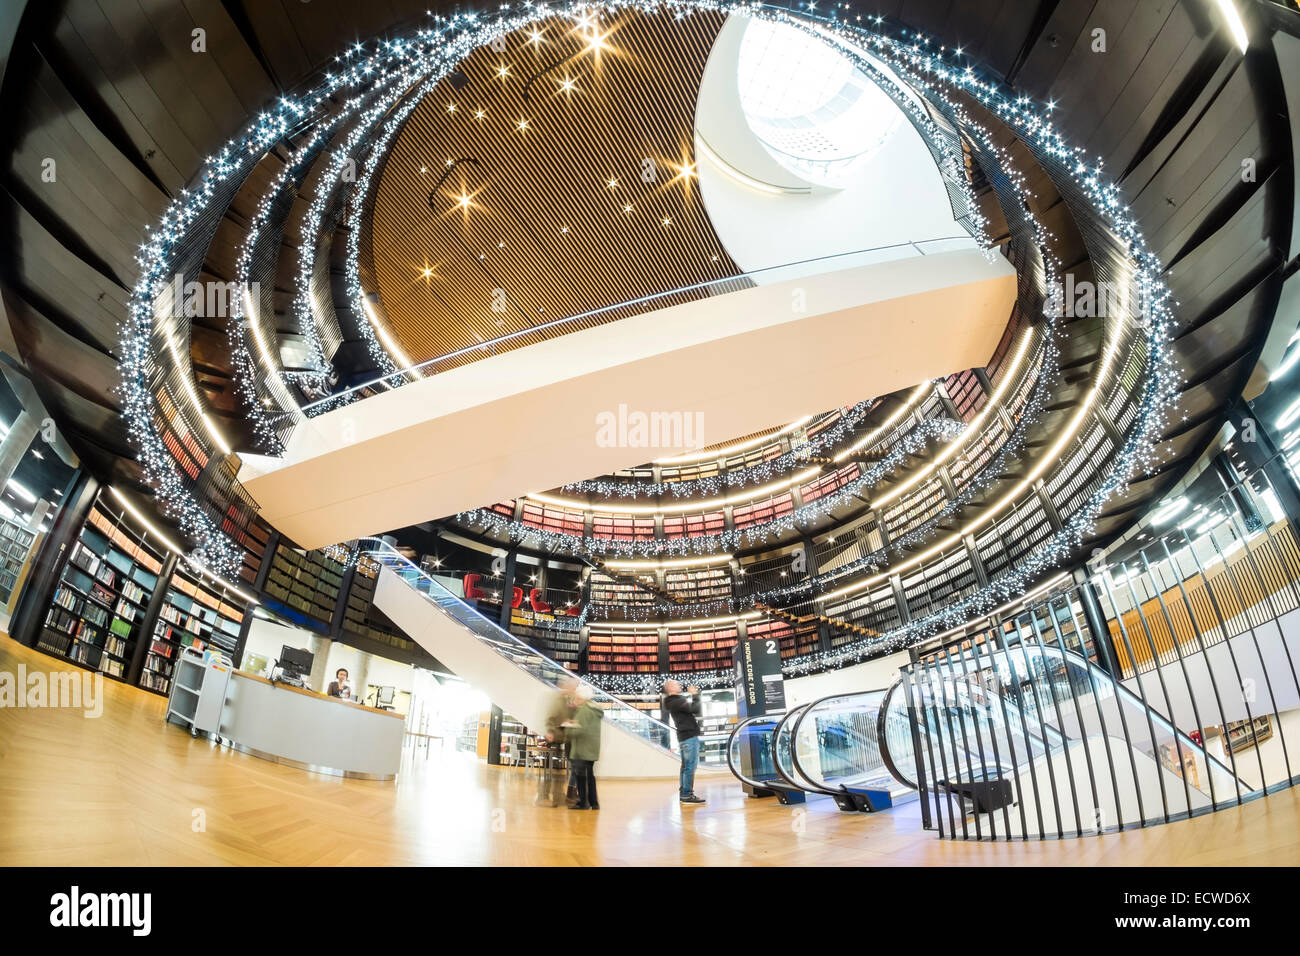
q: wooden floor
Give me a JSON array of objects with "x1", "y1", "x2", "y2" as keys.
[{"x1": 2, "y1": 635, "x2": 1298, "y2": 866}]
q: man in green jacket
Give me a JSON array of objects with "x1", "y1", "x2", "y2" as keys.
[{"x1": 564, "y1": 684, "x2": 603, "y2": 810}]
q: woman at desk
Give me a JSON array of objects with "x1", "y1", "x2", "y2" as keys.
[{"x1": 327, "y1": 668, "x2": 353, "y2": 700}]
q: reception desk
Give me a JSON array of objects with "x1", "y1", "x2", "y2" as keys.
[{"x1": 221, "y1": 671, "x2": 405, "y2": 780}]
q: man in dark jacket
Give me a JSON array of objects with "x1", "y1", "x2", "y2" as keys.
[{"x1": 663, "y1": 680, "x2": 706, "y2": 804}]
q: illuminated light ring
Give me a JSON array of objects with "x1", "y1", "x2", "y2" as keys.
[
  {"x1": 231, "y1": 73, "x2": 416, "y2": 451},
  {"x1": 579, "y1": 338, "x2": 1059, "y2": 623},
  {"x1": 459, "y1": 416, "x2": 968, "y2": 556},
  {"x1": 121, "y1": 2, "x2": 1175, "y2": 619},
  {"x1": 559, "y1": 399, "x2": 878, "y2": 499}
]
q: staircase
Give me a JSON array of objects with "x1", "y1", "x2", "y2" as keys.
[{"x1": 756, "y1": 602, "x2": 881, "y2": 639}]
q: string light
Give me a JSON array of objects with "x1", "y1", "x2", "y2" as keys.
[{"x1": 119, "y1": 0, "x2": 1178, "y2": 646}]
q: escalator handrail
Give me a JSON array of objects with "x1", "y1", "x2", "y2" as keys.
[
  {"x1": 725, "y1": 713, "x2": 802, "y2": 792},
  {"x1": 358, "y1": 538, "x2": 678, "y2": 755},
  {"x1": 788, "y1": 687, "x2": 912, "y2": 793},
  {"x1": 879, "y1": 679, "x2": 917, "y2": 790}
]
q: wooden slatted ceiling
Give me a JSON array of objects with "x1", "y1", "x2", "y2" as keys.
[{"x1": 367, "y1": 9, "x2": 742, "y2": 367}]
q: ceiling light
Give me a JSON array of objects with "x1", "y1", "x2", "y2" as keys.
[
  {"x1": 457, "y1": 193, "x2": 472, "y2": 208},
  {"x1": 474, "y1": 109, "x2": 486, "y2": 120},
  {"x1": 560, "y1": 226, "x2": 569, "y2": 234},
  {"x1": 6, "y1": 480, "x2": 36, "y2": 504},
  {"x1": 420, "y1": 267, "x2": 434, "y2": 279},
  {"x1": 496, "y1": 65, "x2": 509, "y2": 78},
  {"x1": 1213, "y1": 0, "x2": 1249, "y2": 52},
  {"x1": 517, "y1": 118, "x2": 529, "y2": 132},
  {"x1": 560, "y1": 76, "x2": 576, "y2": 94},
  {"x1": 446, "y1": 103, "x2": 456, "y2": 113},
  {"x1": 528, "y1": 28, "x2": 543, "y2": 45},
  {"x1": 662, "y1": 216, "x2": 672, "y2": 226},
  {"x1": 623, "y1": 203, "x2": 633, "y2": 213},
  {"x1": 419, "y1": 165, "x2": 427, "y2": 173},
  {"x1": 607, "y1": 178, "x2": 618, "y2": 189}
]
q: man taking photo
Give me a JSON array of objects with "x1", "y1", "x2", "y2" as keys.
[{"x1": 662, "y1": 680, "x2": 706, "y2": 805}]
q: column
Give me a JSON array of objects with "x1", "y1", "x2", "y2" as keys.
[
  {"x1": 0, "y1": 410, "x2": 39, "y2": 492},
  {"x1": 8, "y1": 470, "x2": 98, "y2": 648}
]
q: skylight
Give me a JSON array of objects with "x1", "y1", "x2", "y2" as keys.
[{"x1": 736, "y1": 19, "x2": 901, "y2": 188}]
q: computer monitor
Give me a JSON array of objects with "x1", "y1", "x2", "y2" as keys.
[{"x1": 279, "y1": 645, "x2": 314, "y2": 678}]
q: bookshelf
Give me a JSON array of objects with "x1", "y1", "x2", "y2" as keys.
[
  {"x1": 588, "y1": 571, "x2": 656, "y2": 609},
  {"x1": 37, "y1": 494, "x2": 163, "y2": 683},
  {"x1": 667, "y1": 625, "x2": 738, "y2": 671},
  {"x1": 263, "y1": 543, "x2": 344, "y2": 628},
  {"x1": 586, "y1": 628, "x2": 660, "y2": 673},
  {"x1": 0, "y1": 513, "x2": 37, "y2": 605},
  {"x1": 144, "y1": 563, "x2": 246, "y2": 696},
  {"x1": 509, "y1": 617, "x2": 580, "y2": 669},
  {"x1": 664, "y1": 566, "x2": 732, "y2": 603}
]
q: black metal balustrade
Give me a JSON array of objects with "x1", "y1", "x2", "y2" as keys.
[{"x1": 903, "y1": 459, "x2": 1300, "y2": 839}]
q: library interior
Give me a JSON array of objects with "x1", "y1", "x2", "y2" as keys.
[{"x1": 1, "y1": 0, "x2": 1300, "y2": 876}]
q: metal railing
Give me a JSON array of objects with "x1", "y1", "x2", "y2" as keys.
[
  {"x1": 902, "y1": 460, "x2": 1300, "y2": 839},
  {"x1": 302, "y1": 236, "x2": 978, "y2": 415}
]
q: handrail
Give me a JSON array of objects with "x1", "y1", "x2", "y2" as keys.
[
  {"x1": 725, "y1": 713, "x2": 803, "y2": 792},
  {"x1": 788, "y1": 686, "x2": 914, "y2": 793},
  {"x1": 304, "y1": 235, "x2": 977, "y2": 413},
  {"x1": 358, "y1": 537, "x2": 676, "y2": 756}
]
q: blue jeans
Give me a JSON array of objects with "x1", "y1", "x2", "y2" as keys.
[{"x1": 679, "y1": 736, "x2": 701, "y2": 798}]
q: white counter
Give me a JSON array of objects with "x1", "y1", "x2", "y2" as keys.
[{"x1": 220, "y1": 671, "x2": 405, "y2": 780}]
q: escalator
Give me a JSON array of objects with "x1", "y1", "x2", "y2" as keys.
[
  {"x1": 726, "y1": 690, "x2": 921, "y2": 811},
  {"x1": 362, "y1": 539, "x2": 680, "y2": 778}
]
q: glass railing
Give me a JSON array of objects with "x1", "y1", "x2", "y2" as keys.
[
  {"x1": 727, "y1": 714, "x2": 798, "y2": 792},
  {"x1": 303, "y1": 236, "x2": 978, "y2": 415},
  {"x1": 789, "y1": 689, "x2": 915, "y2": 798},
  {"x1": 360, "y1": 538, "x2": 675, "y2": 755}
]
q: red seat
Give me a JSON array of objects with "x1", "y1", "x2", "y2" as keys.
[
  {"x1": 564, "y1": 603, "x2": 582, "y2": 617},
  {"x1": 529, "y1": 588, "x2": 553, "y2": 614},
  {"x1": 510, "y1": 586, "x2": 524, "y2": 609},
  {"x1": 464, "y1": 573, "x2": 485, "y2": 601}
]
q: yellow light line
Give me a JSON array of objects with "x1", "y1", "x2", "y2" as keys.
[
  {"x1": 526, "y1": 466, "x2": 823, "y2": 516},
  {"x1": 653, "y1": 415, "x2": 814, "y2": 465},
  {"x1": 872, "y1": 330, "x2": 1035, "y2": 508},
  {"x1": 107, "y1": 487, "x2": 258, "y2": 605},
  {"x1": 832, "y1": 382, "x2": 931, "y2": 463}
]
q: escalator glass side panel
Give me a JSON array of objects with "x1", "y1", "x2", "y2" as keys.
[{"x1": 727, "y1": 715, "x2": 796, "y2": 791}]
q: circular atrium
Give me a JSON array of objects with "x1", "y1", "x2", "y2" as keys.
[{"x1": 1, "y1": 0, "x2": 1299, "y2": 897}]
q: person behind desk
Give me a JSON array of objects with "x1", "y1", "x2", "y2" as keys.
[{"x1": 327, "y1": 667, "x2": 353, "y2": 700}]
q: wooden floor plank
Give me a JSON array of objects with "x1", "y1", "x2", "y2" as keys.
[{"x1": 2, "y1": 634, "x2": 1298, "y2": 866}]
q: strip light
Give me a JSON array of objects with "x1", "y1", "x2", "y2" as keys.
[
  {"x1": 872, "y1": 331, "x2": 1034, "y2": 508},
  {"x1": 526, "y1": 466, "x2": 822, "y2": 515},
  {"x1": 653, "y1": 415, "x2": 813, "y2": 465},
  {"x1": 108, "y1": 487, "x2": 259, "y2": 605},
  {"x1": 1213, "y1": 0, "x2": 1249, "y2": 52},
  {"x1": 832, "y1": 382, "x2": 930, "y2": 463}
]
